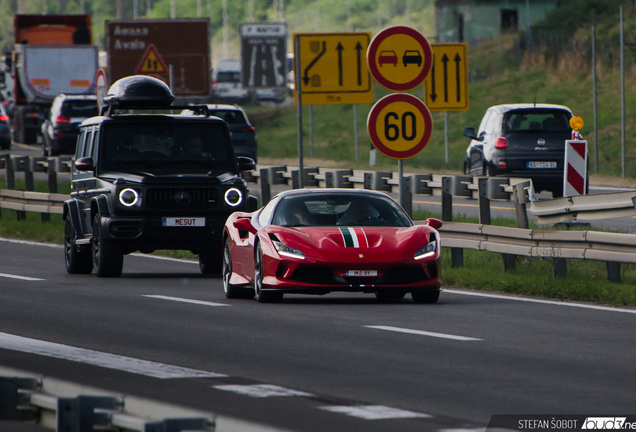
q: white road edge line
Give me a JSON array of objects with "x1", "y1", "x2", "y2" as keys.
[
  {"x1": 0, "y1": 272, "x2": 45, "y2": 281},
  {"x1": 445, "y1": 289, "x2": 636, "y2": 314},
  {"x1": 0, "y1": 332, "x2": 227, "y2": 379},
  {"x1": 143, "y1": 295, "x2": 230, "y2": 307},
  {"x1": 365, "y1": 325, "x2": 482, "y2": 341}
]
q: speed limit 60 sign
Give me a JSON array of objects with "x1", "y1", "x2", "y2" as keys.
[{"x1": 367, "y1": 93, "x2": 433, "y2": 159}]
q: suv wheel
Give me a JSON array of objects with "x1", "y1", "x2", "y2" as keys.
[
  {"x1": 64, "y1": 214, "x2": 93, "y2": 274},
  {"x1": 92, "y1": 215, "x2": 124, "y2": 277},
  {"x1": 199, "y1": 249, "x2": 222, "y2": 274}
]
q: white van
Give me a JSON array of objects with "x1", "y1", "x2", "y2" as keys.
[{"x1": 213, "y1": 58, "x2": 250, "y2": 102}]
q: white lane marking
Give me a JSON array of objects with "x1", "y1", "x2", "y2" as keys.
[
  {"x1": 319, "y1": 405, "x2": 431, "y2": 420},
  {"x1": 365, "y1": 325, "x2": 482, "y2": 341},
  {"x1": 143, "y1": 295, "x2": 230, "y2": 307},
  {"x1": 0, "y1": 332, "x2": 227, "y2": 379},
  {"x1": 0, "y1": 237, "x2": 61, "y2": 248},
  {"x1": 0, "y1": 273, "x2": 45, "y2": 281},
  {"x1": 445, "y1": 289, "x2": 636, "y2": 315},
  {"x1": 130, "y1": 253, "x2": 198, "y2": 263},
  {"x1": 213, "y1": 384, "x2": 313, "y2": 398}
]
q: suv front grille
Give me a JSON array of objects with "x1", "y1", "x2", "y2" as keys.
[{"x1": 145, "y1": 188, "x2": 218, "y2": 210}]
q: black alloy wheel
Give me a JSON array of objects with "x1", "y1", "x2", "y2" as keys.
[
  {"x1": 92, "y1": 215, "x2": 124, "y2": 277},
  {"x1": 254, "y1": 242, "x2": 282, "y2": 303},
  {"x1": 64, "y1": 214, "x2": 92, "y2": 274}
]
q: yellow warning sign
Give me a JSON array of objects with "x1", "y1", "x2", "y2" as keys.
[{"x1": 135, "y1": 44, "x2": 169, "y2": 75}]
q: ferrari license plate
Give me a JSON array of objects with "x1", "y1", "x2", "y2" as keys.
[
  {"x1": 346, "y1": 270, "x2": 378, "y2": 277},
  {"x1": 527, "y1": 161, "x2": 557, "y2": 169},
  {"x1": 162, "y1": 217, "x2": 205, "y2": 227}
]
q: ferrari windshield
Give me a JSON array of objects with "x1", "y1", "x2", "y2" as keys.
[
  {"x1": 98, "y1": 121, "x2": 234, "y2": 173},
  {"x1": 271, "y1": 193, "x2": 412, "y2": 227}
]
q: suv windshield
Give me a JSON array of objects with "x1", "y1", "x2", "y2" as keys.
[
  {"x1": 62, "y1": 100, "x2": 99, "y2": 118},
  {"x1": 503, "y1": 109, "x2": 571, "y2": 134},
  {"x1": 99, "y1": 121, "x2": 234, "y2": 173}
]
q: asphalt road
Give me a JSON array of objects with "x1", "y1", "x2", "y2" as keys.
[{"x1": 1, "y1": 238, "x2": 635, "y2": 432}]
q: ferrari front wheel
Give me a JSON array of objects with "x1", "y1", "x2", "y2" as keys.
[
  {"x1": 223, "y1": 239, "x2": 254, "y2": 299},
  {"x1": 411, "y1": 289, "x2": 440, "y2": 304},
  {"x1": 254, "y1": 242, "x2": 283, "y2": 303}
]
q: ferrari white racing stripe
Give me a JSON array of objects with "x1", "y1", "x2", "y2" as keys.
[
  {"x1": 0, "y1": 273, "x2": 45, "y2": 281},
  {"x1": 214, "y1": 384, "x2": 313, "y2": 398},
  {"x1": 319, "y1": 405, "x2": 431, "y2": 420},
  {"x1": 143, "y1": 295, "x2": 230, "y2": 307},
  {"x1": 0, "y1": 332, "x2": 227, "y2": 379},
  {"x1": 365, "y1": 325, "x2": 482, "y2": 341}
]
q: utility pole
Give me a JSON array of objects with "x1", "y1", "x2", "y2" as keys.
[{"x1": 223, "y1": 0, "x2": 229, "y2": 58}]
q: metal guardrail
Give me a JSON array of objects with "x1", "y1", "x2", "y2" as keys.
[
  {"x1": 530, "y1": 191, "x2": 636, "y2": 224},
  {"x1": 0, "y1": 158, "x2": 633, "y2": 281},
  {"x1": 425, "y1": 221, "x2": 635, "y2": 281},
  {"x1": 0, "y1": 189, "x2": 66, "y2": 214},
  {"x1": 0, "y1": 367, "x2": 214, "y2": 432}
]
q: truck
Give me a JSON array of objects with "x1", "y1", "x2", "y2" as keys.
[{"x1": 8, "y1": 15, "x2": 99, "y2": 144}]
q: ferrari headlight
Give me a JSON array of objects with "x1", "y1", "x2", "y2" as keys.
[
  {"x1": 225, "y1": 188, "x2": 243, "y2": 207},
  {"x1": 118, "y1": 188, "x2": 139, "y2": 207},
  {"x1": 272, "y1": 240, "x2": 305, "y2": 260},
  {"x1": 414, "y1": 241, "x2": 437, "y2": 260}
]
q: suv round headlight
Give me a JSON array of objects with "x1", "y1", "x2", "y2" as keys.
[
  {"x1": 225, "y1": 188, "x2": 243, "y2": 207},
  {"x1": 119, "y1": 188, "x2": 139, "y2": 207}
]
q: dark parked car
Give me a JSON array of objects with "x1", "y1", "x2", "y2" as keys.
[
  {"x1": 463, "y1": 103, "x2": 573, "y2": 198},
  {"x1": 0, "y1": 103, "x2": 11, "y2": 150},
  {"x1": 183, "y1": 104, "x2": 258, "y2": 162},
  {"x1": 63, "y1": 76, "x2": 257, "y2": 278},
  {"x1": 42, "y1": 94, "x2": 99, "y2": 156}
]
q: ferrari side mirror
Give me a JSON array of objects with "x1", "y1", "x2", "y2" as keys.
[
  {"x1": 425, "y1": 218, "x2": 443, "y2": 230},
  {"x1": 233, "y1": 217, "x2": 257, "y2": 235}
]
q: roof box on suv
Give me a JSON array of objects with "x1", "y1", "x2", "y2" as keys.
[{"x1": 103, "y1": 75, "x2": 175, "y2": 109}]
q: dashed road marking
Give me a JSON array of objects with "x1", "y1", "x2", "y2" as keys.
[
  {"x1": 0, "y1": 332, "x2": 227, "y2": 379},
  {"x1": 143, "y1": 295, "x2": 230, "y2": 307},
  {"x1": 213, "y1": 384, "x2": 313, "y2": 398},
  {"x1": 365, "y1": 325, "x2": 482, "y2": 341},
  {"x1": 319, "y1": 405, "x2": 431, "y2": 420},
  {"x1": 0, "y1": 272, "x2": 45, "y2": 281}
]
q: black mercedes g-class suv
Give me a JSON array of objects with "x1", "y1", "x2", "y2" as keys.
[{"x1": 63, "y1": 75, "x2": 257, "y2": 277}]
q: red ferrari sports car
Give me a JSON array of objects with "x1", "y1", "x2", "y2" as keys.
[{"x1": 222, "y1": 189, "x2": 442, "y2": 303}]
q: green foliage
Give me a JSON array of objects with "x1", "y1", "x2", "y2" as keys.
[
  {"x1": 539, "y1": 0, "x2": 626, "y2": 35},
  {"x1": 442, "y1": 249, "x2": 636, "y2": 306}
]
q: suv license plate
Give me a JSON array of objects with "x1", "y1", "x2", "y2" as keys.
[
  {"x1": 162, "y1": 217, "x2": 205, "y2": 227},
  {"x1": 346, "y1": 270, "x2": 378, "y2": 277},
  {"x1": 527, "y1": 161, "x2": 557, "y2": 169}
]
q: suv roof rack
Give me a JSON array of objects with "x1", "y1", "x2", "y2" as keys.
[{"x1": 100, "y1": 104, "x2": 210, "y2": 117}]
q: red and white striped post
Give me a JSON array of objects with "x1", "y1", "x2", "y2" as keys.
[{"x1": 563, "y1": 116, "x2": 587, "y2": 197}]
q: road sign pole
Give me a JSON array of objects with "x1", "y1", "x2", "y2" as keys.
[
  {"x1": 295, "y1": 35, "x2": 304, "y2": 188},
  {"x1": 309, "y1": 106, "x2": 314, "y2": 158},
  {"x1": 444, "y1": 111, "x2": 449, "y2": 164},
  {"x1": 354, "y1": 104, "x2": 359, "y2": 161},
  {"x1": 398, "y1": 159, "x2": 404, "y2": 209}
]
